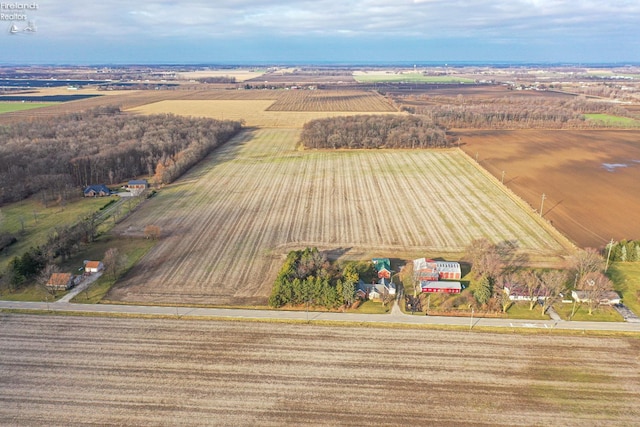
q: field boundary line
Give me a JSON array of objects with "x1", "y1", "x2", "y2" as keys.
[{"x1": 456, "y1": 147, "x2": 577, "y2": 255}]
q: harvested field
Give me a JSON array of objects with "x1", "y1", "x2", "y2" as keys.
[
  {"x1": 266, "y1": 90, "x2": 396, "y2": 112},
  {"x1": 1, "y1": 314, "x2": 639, "y2": 425},
  {"x1": 177, "y1": 69, "x2": 267, "y2": 82},
  {"x1": 458, "y1": 129, "x2": 640, "y2": 248},
  {"x1": 127, "y1": 90, "x2": 397, "y2": 126},
  {"x1": 108, "y1": 128, "x2": 569, "y2": 305},
  {"x1": 0, "y1": 88, "x2": 396, "y2": 125},
  {"x1": 129, "y1": 99, "x2": 397, "y2": 127}
]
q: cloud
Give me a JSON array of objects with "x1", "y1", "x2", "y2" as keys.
[
  {"x1": 32, "y1": 0, "x2": 640, "y2": 39},
  {"x1": 8, "y1": 0, "x2": 640, "y2": 62}
]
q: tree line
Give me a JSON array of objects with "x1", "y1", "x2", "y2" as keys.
[
  {"x1": 395, "y1": 94, "x2": 633, "y2": 129},
  {"x1": 269, "y1": 247, "x2": 376, "y2": 309},
  {"x1": 0, "y1": 107, "x2": 243, "y2": 205},
  {"x1": 606, "y1": 240, "x2": 640, "y2": 262},
  {"x1": 299, "y1": 115, "x2": 451, "y2": 149}
]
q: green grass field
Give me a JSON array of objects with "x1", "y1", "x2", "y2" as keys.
[
  {"x1": 608, "y1": 262, "x2": 640, "y2": 316},
  {"x1": 584, "y1": 114, "x2": 640, "y2": 127},
  {"x1": 505, "y1": 302, "x2": 550, "y2": 320},
  {"x1": 0, "y1": 196, "x2": 114, "y2": 273},
  {"x1": 353, "y1": 72, "x2": 476, "y2": 84},
  {"x1": 553, "y1": 302, "x2": 624, "y2": 322},
  {"x1": 0, "y1": 102, "x2": 56, "y2": 113}
]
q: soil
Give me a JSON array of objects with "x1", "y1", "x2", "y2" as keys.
[
  {"x1": 1, "y1": 314, "x2": 638, "y2": 426},
  {"x1": 457, "y1": 129, "x2": 640, "y2": 248}
]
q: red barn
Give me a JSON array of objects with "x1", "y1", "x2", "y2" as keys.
[
  {"x1": 413, "y1": 258, "x2": 461, "y2": 281},
  {"x1": 420, "y1": 281, "x2": 462, "y2": 294}
]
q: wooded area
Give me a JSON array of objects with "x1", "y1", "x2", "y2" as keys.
[
  {"x1": 299, "y1": 115, "x2": 450, "y2": 149},
  {"x1": 268, "y1": 248, "x2": 376, "y2": 309},
  {"x1": 0, "y1": 107, "x2": 242, "y2": 205},
  {"x1": 397, "y1": 94, "x2": 633, "y2": 129}
]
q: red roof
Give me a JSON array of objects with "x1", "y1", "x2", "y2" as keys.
[{"x1": 47, "y1": 272, "x2": 72, "y2": 287}]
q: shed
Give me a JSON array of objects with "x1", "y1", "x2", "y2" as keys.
[{"x1": 84, "y1": 260, "x2": 104, "y2": 273}]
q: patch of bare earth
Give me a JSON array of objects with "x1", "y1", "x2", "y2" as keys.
[{"x1": 458, "y1": 130, "x2": 640, "y2": 248}]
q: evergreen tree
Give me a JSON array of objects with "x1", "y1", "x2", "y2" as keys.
[{"x1": 474, "y1": 275, "x2": 493, "y2": 306}]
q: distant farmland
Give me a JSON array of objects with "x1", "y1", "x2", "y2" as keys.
[
  {"x1": 0, "y1": 102, "x2": 56, "y2": 113},
  {"x1": 127, "y1": 89, "x2": 398, "y2": 127},
  {"x1": 353, "y1": 71, "x2": 476, "y2": 84},
  {"x1": 108, "y1": 127, "x2": 570, "y2": 306}
]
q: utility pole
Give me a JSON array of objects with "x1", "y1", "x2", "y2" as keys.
[
  {"x1": 605, "y1": 238, "x2": 615, "y2": 272},
  {"x1": 539, "y1": 193, "x2": 546, "y2": 217}
]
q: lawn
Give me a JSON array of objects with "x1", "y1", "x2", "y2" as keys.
[
  {"x1": 0, "y1": 196, "x2": 113, "y2": 272},
  {"x1": 584, "y1": 114, "x2": 640, "y2": 127},
  {"x1": 553, "y1": 302, "x2": 624, "y2": 322},
  {"x1": 506, "y1": 302, "x2": 550, "y2": 320},
  {"x1": 0, "y1": 102, "x2": 56, "y2": 113},
  {"x1": 72, "y1": 236, "x2": 155, "y2": 304},
  {"x1": 608, "y1": 262, "x2": 640, "y2": 316},
  {"x1": 353, "y1": 72, "x2": 476, "y2": 84},
  {"x1": 354, "y1": 299, "x2": 392, "y2": 314}
]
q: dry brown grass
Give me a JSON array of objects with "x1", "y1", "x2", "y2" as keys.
[{"x1": 1, "y1": 313, "x2": 638, "y2": 426}]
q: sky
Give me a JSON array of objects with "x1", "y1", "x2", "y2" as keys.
[{"x1": 1, "y1": 0, "x2": 639, "y2": 64}]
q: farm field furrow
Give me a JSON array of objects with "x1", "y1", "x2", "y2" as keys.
[
  {"x1": 108, "y1": 128, "x2": 569, "y2": 306},
  {"x1": 1, "y1": 314, "x2": 639, "y2": 426}
]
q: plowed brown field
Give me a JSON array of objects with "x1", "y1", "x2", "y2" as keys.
[
  {"x1": 1, "y1": 314, "x2": 639, "y2": 426},
  {"x1": 458, "y1": 130, "x2": 640, "y2": 248},
  {"x1": 107, "y1": 128, "x2": 569, "y2": 306}
]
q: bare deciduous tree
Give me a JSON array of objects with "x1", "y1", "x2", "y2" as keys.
[
  {"x1": 104, "y1": 248, "x2": 127, "y2": 281},
  {"x1": 36, "y1": 264, "x2": 61, "y2": 298},
  {"x1": 578, "y1": 272, "x2": 614, "y2": 315},
  {"x1": 539, "y1": 270, "x2": 569, "y2": 315},
  {"x1": 567, "y1": 248, "x2": 605, "y2": 283},
  {"x1": 464, "y1": 238, "x2": 503, "y2": 281}
]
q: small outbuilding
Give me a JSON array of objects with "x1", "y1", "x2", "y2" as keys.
[{"x1": 84, "y1": 260, "x2": 104, "y2": 274}]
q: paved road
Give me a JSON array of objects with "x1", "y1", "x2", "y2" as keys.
[{"x1": 2, "y1": 299, "x2": 639, "y2": 332}]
